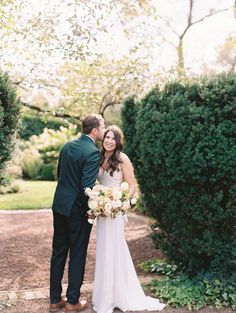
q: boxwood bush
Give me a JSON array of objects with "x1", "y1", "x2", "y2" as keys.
[
  {"x1": 0, "y1": 72, "x2": 21, "y2": 185},
  {"x1": 121, "y1": 96, "x2": 140, "y2": 168},
  {"x1": 123, "y1": 72, "x2": 236, "y2": 274}
]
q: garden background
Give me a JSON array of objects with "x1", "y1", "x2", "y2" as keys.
[{"x1": 0, "y1": 0, "x2": 236, "y2": 312}]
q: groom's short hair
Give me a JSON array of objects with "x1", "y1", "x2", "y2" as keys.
[{"x1": 82, "y1": 114, "x2": 104, "y2": 134}]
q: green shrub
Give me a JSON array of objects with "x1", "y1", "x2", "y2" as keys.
[
  {"x1": 19, "y1": 125, "x2": 78, "y2": 180},
  {"x1": 32, "y1": 125, "x2": 78, "y2": 166},
  {"x1": 121, "y1": 96, "x2": 140, "y2": 167},
  {"x1": 41, "y1": 163, "x2": 56, "y2": 181},
  {"x1": 19, "y1": 115, "x2": 71, "y2": 140},
  {"x1": 0, "y1": 72, "x2": 21, "y2": 185},
  {"x1": 21, "y1": 148, "x2": 43, "y2": 179},
  {"x1": 127, "y1": 72, "x2": 236, "y2": 273}
]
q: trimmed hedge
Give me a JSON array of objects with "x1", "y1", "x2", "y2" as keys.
[
  {"x1": 0, "y1": 72, "x2": 21, "y2": 185},
  {"x1": 121, "y1": 96, "x2": 140, "y2": 167},
  {"x1": 122, "y1": 72, "x2": 236, "y2": 273}
]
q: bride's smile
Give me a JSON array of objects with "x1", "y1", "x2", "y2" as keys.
[{"x1": 103, "y1": 131, "x2": 116, "y2": 152}]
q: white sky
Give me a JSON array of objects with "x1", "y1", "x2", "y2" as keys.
[
  {"x1": 167, "y1": 0, "x2": 236, "y2": 72},
  {"x1": 71, "y1": 0, "x2": 235, "y2": 75}
]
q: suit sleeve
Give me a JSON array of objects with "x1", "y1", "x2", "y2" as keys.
[
  {"x1": 81, "y1": 150, "x2": 101, "y2": 189},
  {"x1": 80, "y1": 150, "x2": 100, "y2": 212},
  {"x1": 57, "y1": 147, "x2": 64, "y2": 180}
]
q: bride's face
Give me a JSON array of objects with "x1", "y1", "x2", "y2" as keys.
[{"x1": 103, "y1": 130, "x2": 116, "y2": 152}]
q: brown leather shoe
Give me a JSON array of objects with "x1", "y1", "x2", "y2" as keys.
[
  {"x1": 49, "y1": 298, "x2": 66, "y2": 312},
  {"x1": 65, "y1": 300, "x2": 88, "y2": 312}
]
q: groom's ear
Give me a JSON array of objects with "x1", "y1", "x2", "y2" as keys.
[{"x1": 91, "y1": 127, "x2": 98, "y2": 136}]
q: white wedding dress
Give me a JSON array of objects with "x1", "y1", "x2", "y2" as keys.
[{"x1": 92, "y1": 168, "x2": 166, "y2": 313}]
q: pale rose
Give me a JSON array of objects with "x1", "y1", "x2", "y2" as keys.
[
  {"x1": 104, "y1": 202, "x2": 112, "y2": 211},
  {"x1": 111, "y1": 200, "x2": 122, "y2": 209},
  {"x1": 122, "y1": 200, "x2": 131, "y2": 210},
  {"x1": 112, "y1": 200, "x2": 118, "y2": 209},
  {"x1": 88, "y1": 200, "x2": 98, "y2": 210},
  {"x1": 115, "y1": 200, "x2": 122, "y2": 208},
  {"x1": 104, "y1": 197, "x2": 111, "y2": 203},
  {"x1": 98, "y1": 200, "x2": 104, "y2": 206},
  {"x1": 131, "y1": 198, "x2": 137, "y2": 205},
  {"x1": 112, "y1": 188, "x2": 122, "y2": 200},
  {"x1": 120, "y1": 182, "x2": 129, "y2": 191},
  {"x1": 93, "y1": 184, "x2": 102, "y2": 191},
  {"x1": 101, "y1": 186, "x2": 107, "y2": 192},
  {"x1": 93, "y1": 191, "x2": 100, "y2": 197}
]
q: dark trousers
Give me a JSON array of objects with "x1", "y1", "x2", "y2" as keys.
[{"x1": 50, "y1": 204, "x2": 92, "y2": 304}]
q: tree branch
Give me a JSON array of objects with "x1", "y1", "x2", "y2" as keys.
[
  {"x1": 156, "y1": 14, "x2": 180, "y2": 37},
  {"x1": 181, "y1": 7, "x2": 230, "y2": 39},
  {"x1": 100, "y1": 99, "x2": 120, "y2": 116},
  {"x1": 21, "y1": 101, "x2": 82, "y2": 122}
]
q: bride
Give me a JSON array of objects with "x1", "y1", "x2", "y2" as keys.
[{"x1": 92, "y1": 125, "x2": 166, "y2": 313}]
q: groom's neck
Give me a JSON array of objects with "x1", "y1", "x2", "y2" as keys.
[{"x1": 84, "y1": 134, "x2": 96, "y2": 143}]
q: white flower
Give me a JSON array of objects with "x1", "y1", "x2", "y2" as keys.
[
  {"x1": 104, "y1": 197, "x2": 111, "y2": 203},
  {"x1": 93, "y1": 184, "x2": 102, "y2": 191},
  {"x1": 93, "y1": 191, "x2": 100, "y2": 197},
  {"x1": 104, "y1": 202, "x2": 112, "y2": 211},
  {"x1": 122, "y1": 200, "x2": 131, "y2": 210},
  {"x1": 112, "y1": 200, "x2": 118, "y2": 209},
  {"x1": 88, "y1": 200, "x2": 98, "y2": 210},
  {"x1": 100, "y1": 185, "x2": 107, "y2": 193},
  {"x1": 88, "y1": 218, "x2": 95, "y2": 224},
  {"x1": 84, "y1": 187, "x2": 92, "y2": 196},
  {"x1": 98, "y1": 200, "x2": 104, "y2": 206},
  {"x1": 85, "y1": 188, "x2": 99, "y2": 199},
  {"x1": 120, "y1": 182, "x2": 129, "y2": 191},
  {"x1": 131, "y1": 198, "x2": 137, "y2": 205},
  {"x1": 115, "y1": 200, "x2": 122, "y2": 208},
  {"x1": 112, "y1": 188, "x2": 122, "y2": 200}
]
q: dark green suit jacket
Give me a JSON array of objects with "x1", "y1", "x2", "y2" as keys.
[{"x1": 52, "y1": 135, "x2": 101, "y2": 216}]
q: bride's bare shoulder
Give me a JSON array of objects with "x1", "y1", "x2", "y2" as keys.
[{"x1": 120, "y1": 152, "x2": 130, "y2": 162}]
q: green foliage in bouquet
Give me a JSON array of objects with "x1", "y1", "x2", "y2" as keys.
[
  {"x1": 0, "y1": 72, "x2": 21, "y2": 186},
  {"x1": 123, "y1": 72, "x2": 236, "y2": 274}
]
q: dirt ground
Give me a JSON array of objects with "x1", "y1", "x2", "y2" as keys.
[
  {"x1": 0, "y1": 210, "x2": 234, "y2": 313},
  {"x1": 0, "y1": 210, "x2": 162, "y2": 292}
]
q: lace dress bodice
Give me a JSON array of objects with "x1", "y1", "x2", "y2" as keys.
[{"x1": 97, "y1": 167, "x2": 123, "y2": 188}]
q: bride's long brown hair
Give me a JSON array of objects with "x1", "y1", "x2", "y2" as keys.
[{"x1": 101, "y1": 125, "x2": 124, "y2": 176}]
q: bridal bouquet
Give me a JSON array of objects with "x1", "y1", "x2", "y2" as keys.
[{"x1": 85, "y1": 182, "x2": 138, "y2": 224}]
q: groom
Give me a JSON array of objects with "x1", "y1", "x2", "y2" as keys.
[{"x1": 49, "y1": 114, "x2": 105, "y2": 313}]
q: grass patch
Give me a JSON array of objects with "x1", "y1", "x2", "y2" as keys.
[{"x1": 0, "y1": 180, "x2": 57, "y2": 210}]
